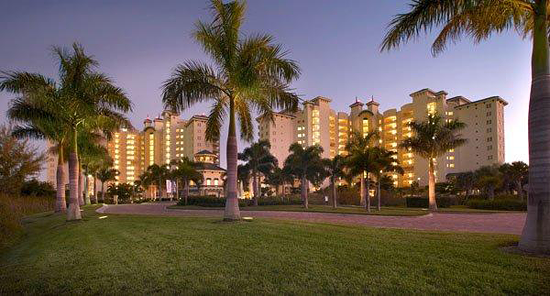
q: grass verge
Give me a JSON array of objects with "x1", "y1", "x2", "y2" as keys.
[
  {"x1": 168, "y1": 204, "x2": 516, "y2": 216},
  {"x1": 0, "y1": 206, "x2": 547, "y2": 294}
]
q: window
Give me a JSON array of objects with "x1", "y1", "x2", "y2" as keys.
[
  {"x1": 488, "y1": 155, "x2": 493, "y2": 160},
  {"x1": 487, "y1": 137, "x2": 492, "y2": 142},
  {"x1": 486, "y1": 104, "x2": 491, "y2": 108},
  {"x1": 214, "y1": 179, "x2": 219, "y2": 186},
  {"x1": 487, "y1": 145, "x2": 493, "y2": 150},
  {"x1": 487, "y1": 128, "x2": 492, "y2": 133},
  {"x1": 206, "y1": 178, "x2": 211, "y2": 186},
  {"x1": 487, "y1": 120, "x2": 492, "y2": 124},
  {"x1": 487, "y1": 112, "x2": 491, "y2": 116}
]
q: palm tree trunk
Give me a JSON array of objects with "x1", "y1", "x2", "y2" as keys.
[
  {"x1": 93, "y1": 173, "x2": 98, "y2": 204},
  {"x1": 84, "y1": 168, "x2": 91, "y2": 205},
  {"x1": 301, "y1": 175, "x2": 309, "y2": 209},
  {"x1": 78, "y1": 163, "x2": 84, "y2": 206},
  {"x1": 360, "y1": 173, "x2": 366, "y2": 207},
  {"x1": 428, "y1": 159, "x2": 438, "y2": 211},
  {"x1": 516, "y1": 180, "x2": 524, "y2": 200},
  {"x1": 252, "y1": 171, "x2": 259, "y2": 206},
  {"x1": 223, "y1": 99, "x2": 241, "y2": 221},
  {"x1": 55, "y1": 148, "x2": 67, "y2": 212},
  {"x1": 176, "y1": 178, "x2": 180, "y2": 201},
  {"x1": 521, "y1": 0, "x2": 550, "y2": 254},
  {"x1": 67, "y1": 129, "x2": 81, "y2": 221},
  {"x1": 332, "y1": 178, "x2": 337, "y2": 209},
  {"x1": 184, "y1": 178, "x2": 189, "y2": 206},
  {"x1": 377, "y1": 177, "x2": 381, "y2": 211},
  {"x1": 365, "y1": 172, "x2": 371, "y2": 212},
  {"x1": 101, "y1": 182, "x2": 105, "y2": 203}
]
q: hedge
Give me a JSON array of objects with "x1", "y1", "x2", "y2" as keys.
[
  {"x1": 406, "y1": 197, "x2": 455, "y2": 208},
  {"x1": 466, "y1": 198, "x2": 526, "y2": 211},
  {"x1": 178, "y1": 196, "x2": 303, "y2": 207}
]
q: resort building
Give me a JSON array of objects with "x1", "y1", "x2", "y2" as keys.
[
  {"x1": 257, "y1": 88, "x2": 507, "y2": 187},
  {"x1": 46, "y1": 110, "x2": 222, "y2": 194}
]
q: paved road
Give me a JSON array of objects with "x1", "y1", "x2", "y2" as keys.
[{"x1": 98, "y1": 203, "x2": 526, "y2": 235}]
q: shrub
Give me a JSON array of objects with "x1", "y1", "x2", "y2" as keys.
[
  {"x1": 466, "y1": 198, "x2": 526, "y2": 211},
  {"x1": 20, "y1": 179, "x2": 55, "y2": 197},
  {"x1": 0, "y1": 194, "x2": 55, "y2": 249},
  {"x1": 406, "y1": 197, "x2": 455, "y2": 208},
  {"x1": 179, "y1": 196, "x2": 250, "y2": 207},
  {"x1": 257, "y1": 197, "x2": 302, "y2": 206}
]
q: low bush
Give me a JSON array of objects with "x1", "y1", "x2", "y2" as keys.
[
  {"x1": 406, "y1": 197, "x2": 456, "y2": 208},
  {"x1": 0, "y1": 194, "x2": 55, "y2": 249},
  {"x1": 466, "y1": 198, "x2": 526, "y2": 211},
  {"x1": 179, "y1": 196, "x2": 250, "y2": 207},
  {"x1": 257, "y1": 197, "x2": 302, "y2": 206}
]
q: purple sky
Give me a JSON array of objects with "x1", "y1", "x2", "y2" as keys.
[{"x1": 0, "y1": 0, "x2": 531, "y2": 177}]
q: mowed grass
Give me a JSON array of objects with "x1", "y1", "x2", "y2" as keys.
[
  {"x1": 169, "y1": 204, "x2": 516, "y2": 216},
  {"x1": 0, "y1": 206, "x2": 548, "y2": 295}
]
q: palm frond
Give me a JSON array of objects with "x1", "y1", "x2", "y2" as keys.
[{"x1": 381, "y1": 0, "x2": 532, "y2": 56}]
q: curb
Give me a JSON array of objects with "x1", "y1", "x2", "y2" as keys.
[{"x1": 96, "y1": 204, "x2": 108, "y2": 214}]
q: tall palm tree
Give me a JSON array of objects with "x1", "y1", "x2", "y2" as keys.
[
  {"x1": 374, "y1": 149, "x2": 404, "y2": 211},
  {"x1": 323, "y1": 155, "x2": 346, "y2": 209},
  {"x1": 170, "y1": 158, "x2": 203, "y2": 205},
  {"x1": 345, "y1": 131, "x2": 380, "y2": 212},
  {"x1": 380, "y1": 0, "x2": 549, "y2": 255},
  {"x1": 399, "y1": 115, "x2": 466, "y2": 211},
  {"x1": 96, "y1": 167, "x2": 119, "y2": 203},
  {"x1": 161, "y1": 0, "x2": 300, "y2": 220},
  {"x1": 146, "y1": 164, "x2": 170, "y2": 200},
  {"x1": 284, "y1": 143, "x2": 326, "y2": 209},
  {"x1": 238, "y1": 140, "x2": 277, "y2": 206},
  {"x1": 1, "y1": 43, "x2": 132, "y2": 220}
]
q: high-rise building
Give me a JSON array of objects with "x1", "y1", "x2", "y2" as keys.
[
  {"x1": 46, "y1": 110, "x2": 221, "y2": 189},
  {"x1": 257, "y1": 88, "x2": 507, "y2": 187}
]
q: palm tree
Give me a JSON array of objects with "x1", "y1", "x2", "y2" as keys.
[
  {"x1": 475, "y1": 165, "x2": 503, "y2": 200},
  {"x1": 284, "y1": 143, "x2": 326, "y2": 209},
  {"x1": 238, "y1": 140, "x2": 278, "y2": 206},
  {"x1": 399, "y1": 115, "x2": 466, "y2": 211},
  {"x1": 161, "y1": 0, "x2": 300, "y2": 220},
  {"x1": 9, "y1": 120, "x2": 69, "y2": 212},
  {"x1": 323, "y1": 155, "x2": 346, "y2": 209},
  {"x1": 345, "y1": 131, "x2": 380, "y2": 212},
  {"x1": 237, "y1": 164, "x2": 251, "y2": 197},
  {"x1": 78, "y1": 132, "x2": 109, "y2": 205},
  {"x1": 500, "y1": 161, "x2": 529, "y2": 199},
  {"x1": 1, "y1": 43, "x2": 132, "y2": 220},
  {"x1": 96, "y1": 167, "x2": 119, "y2": 203},
  {"x1": 265, "y1": 166, "x2": 294, "y2": 201},
  {"x1": 454, "y1": 171, "x2": 476, "y2": 201},
  {"x1": 146, "y1": 164, "x2": 170, "y2": 201},
  {"x1": 374, "y1": 149, "x2": 404, "y2": 211},
  {"x1": 380, "y1": 0, "x2": 549, "y2": 254},
  {"x1": 138, "y1": 171, "x2": 154, "y2": 200},
  {"x1": 170, "y1": 158, "x2": 203, "y2": 205}
]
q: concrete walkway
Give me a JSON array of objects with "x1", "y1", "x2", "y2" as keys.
[{"x1": 98, "y1": 202, "x2": 526, "y2": 235}]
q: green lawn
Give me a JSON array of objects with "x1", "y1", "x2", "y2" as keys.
[
  {"x1": 0, "y1": 206, "x2": 547, "y2": 295},
  {"x1": 169, "y1": 204, "x2": 517, "y2": 216}
]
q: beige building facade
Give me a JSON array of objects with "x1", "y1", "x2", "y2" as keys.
[
  {"x1": 257, "y1": 88, "x2": 507, "y2": 187},
  {"x1": 47, "y1": 110, "x2": 221, "y2": 191}
]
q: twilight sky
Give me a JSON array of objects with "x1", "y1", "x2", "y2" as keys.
[{"x1": 0, "y1": 0, "x2": 531, "y2": 176}]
